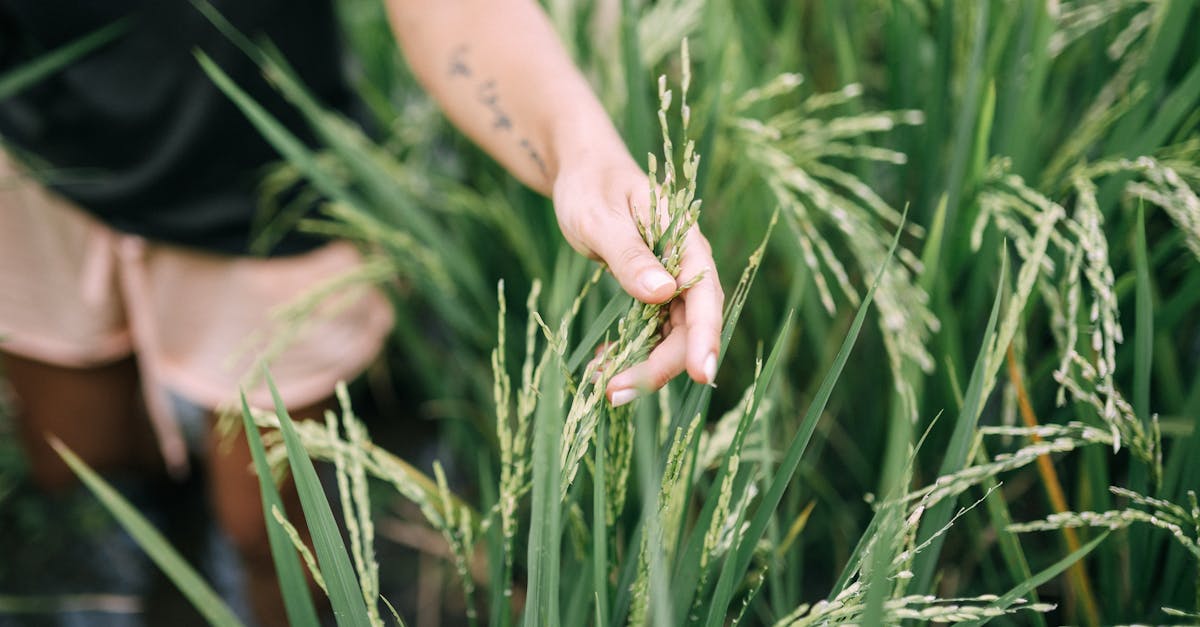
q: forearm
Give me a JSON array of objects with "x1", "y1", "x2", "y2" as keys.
[
  {"x1": 384, "y1": 0, "x2": 635, "y2": 195},
  {"x1": 385, "y1": 0, "x2": 723, "y2": 397}
]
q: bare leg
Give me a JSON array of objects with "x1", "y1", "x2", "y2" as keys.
[
  {"x1": 2, "y1": 351, "x2": 161, "y2": 490},
  {"x1": 3, "y1": 350, "x2": 335, "y2": 624},
  {"x1": 207, "y1": 399, "x2": 332, "y2": 627}
]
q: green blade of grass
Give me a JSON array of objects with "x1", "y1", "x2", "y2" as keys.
[
  {"x1": 524, "y1": 354, "x2": 565, "y2": 626},
  {"x1": 1138, "y1": 50, "x2": 1200, "y2": 154},
  {"x1": 671, "y1": 312, "x2": 793, "y2": 620},
  {"x1": 265, "y1": 374, "x2": 372, "y2": 625},
  {"x1": 1133, "y1": 202, "x2": 1153, "y2": 430},
  {"x1": 909, "y1": 251, "x2": 1008, "y2": 594},
  {"x1": 50, "y1": 439, "x2": 246, "y2": 627},
  {"x1": 994, "y1": 0, "x2": 1053, "y2": 177},
  {"x1": 239, "y1": 395, "x2": 321, "y2": 627},
  {"x1": 1096, "y1": 1, "x2": 1196, "y2": 207},
  {"x1": 975, "y1": 444, "x2": 1047, "y2": 627},
  {"x1": 666, "y1": 208, "x2": 778, "y2": 456},
  {"x1": 937, "y1": 2, "x2": 990, "y2": 268},
  {"x1": 667, "y1": 215, "x2": 782, "y2": 615},
  {"x1": 0, "y1": 20, "x2": 128, "y2": 99},
  {"x1": 609, "y1": 519, "x2": 645, "y2": 627},
  {"x1": 918, "y1": 195, "x2": 949, "y2": 295},
  {"x1": 562, "y1": 534, "x2": 595, "y2": 627},
  {"x1": 1101, "y1": 1, "x2": 1195, "y2": 160},
  {"x1": 620, "y1": 0, "x2": 652, "y2": 163},
  {"x1": 957, "y1": 532, "x2": 1110, "y2": 627},
  {"x1": 633, "y1": 404, "x2": 674, "y2": 627},
  {"x1": 566, "y1": 292, "x2": 634, "y2": 372},
  {"x1": 1156, "y1": 368, "x2": 1200, "y2": 607},
  {"x1": 863, "y1": 367, "x2": 928, "y2": 621},
  {"x1": 481, "y1": 469, "x2": 507, "y2": 627},
  {"x1": 693, "y1": 0, "x2": 732, "y2": 198},
  {"x1": 592, "y1": 417, "x2": 610, "y2": 627},
  {"x1": 193, "y1": 52, "x2": 365, "y2": 219},
  {"x1": 1128, "y1": 202, "x2": 1156, "y2": 603},
  {"x1": 704, "y1": 215, "x2": 906, "y2": 625}
]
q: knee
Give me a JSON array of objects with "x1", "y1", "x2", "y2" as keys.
[{"x1": 214, "y1": 493, "x2": 276, "y2": 569}]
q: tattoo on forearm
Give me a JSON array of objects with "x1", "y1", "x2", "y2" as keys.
[
  {"x1": 447, "y1": 45, "x2": 549, "y2": 180},
  {"x1": 519, "y1": 138, "x2": 549, "y2": 177},
  {"x1": 477, "y1": 80, "x2": 513, "y2": 131},
  {"x1": 448, "y1": 45, "x2": 471, "y2": 77}
]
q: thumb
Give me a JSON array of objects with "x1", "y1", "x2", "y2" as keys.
[{"x1": 589, "y1": 217, "x2": 676, "y2": 304}]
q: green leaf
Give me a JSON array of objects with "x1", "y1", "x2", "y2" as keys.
[
  {"x1": 685, "y1": 312, "x2": 793, "y2": 624},
  {"x1": 1133, "y1": 201, "x2": 1153, "y2": 429},
  {"x1": 705, "y1": 213, "x2": 908, "y2": 625},
  {"x1": 667, "y1": 214, "x2": 782, "y2": 615},
  {"x1": 956, "y1": 532, "x2": 1110, "y2": 627},
  {"x1": 975, "y1": 444, "x2": 1046, "y2": 627},
  {"x1": 592, "y1": 417, "x2": 610, "y2": 627},
  {"x1": 524, "y1": 353, "x2": 565, "y2": 626},
  {"x1": 1128, "y1": 201, "x2": 1157, "y2": 601},
  {"x1": 239, "y1": 394, "x2": 322, "y2": 627},
  {"x1": 910, "y1": 251, "x2": 1009, "y2": 593},
  {"x1": 265, "y1": 373, "x2": 372, "y2": 624},
  {"x1": 938, "y1": 2, "x2": 991, "y2": 266},
  {"x1": 634, "y1": 405, "x2": 674, "y2": 627},
  {"x1": 566, "y1": 292, "x2": 634, "y2": 373},
  {"x1": 620, "y1": 0, "x2": 652, "y2": 163},
  {"x1": 0, "y1": 20, "x2": 127, "y2": 99}
]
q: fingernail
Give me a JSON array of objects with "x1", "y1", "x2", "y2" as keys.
[
  {"x1": 610, "y1": 388, "x2": 638, "y2": 407},
  {"x1": 639, "y1": 270, "x2": 674, "y2": 294},
  {"x1": 704, "y1": 352, "x2": 718, "y2": 384}
]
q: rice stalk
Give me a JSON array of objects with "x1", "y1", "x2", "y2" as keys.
[
  {"x1": 271, "y1": 505, "x2": 329, "y2": 595},
  {"x1": 327, "y1": 384, "x2": 382, "y2": 626},
  {"x1": 637, "y1": 0, "x2": 705, "y2": 68},
  {"x1": 626, "y1": 414, "x2": 701, "y2": 627},
  {"x1": 1009, "y1": 487, "x2": 1200, "y2": 561},
  {"x1": 1009, "y1": 486, "x2": 1200, "y2": 615},
  {"x1": 730, "y1": 74, "x2": 935, "y2": 422},
  {"x1": 154, "y1": 5, "x2": 1200, "y2": 624},
  {"x1": 973, "y1": 160, "x2": 1163, "y2": 473},
  {"x1": 773, "y1": 590, "x2": 1056, "y2": 626},
  {"x1": 1048, "y1": 0, "x2": 1153, "y2": 58},
  {"x1": 248, "y1": 406, "x2": 479, "y2": 537},
  {"x1": 560, "y1": 40, "x2": 704, "y2": 499}
]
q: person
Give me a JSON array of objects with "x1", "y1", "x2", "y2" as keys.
[{"x1": 0, "y1": 0, "x2": 724, "y2": 624}]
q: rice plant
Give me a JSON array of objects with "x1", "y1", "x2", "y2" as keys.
[{"x1": 8, "y1": 1, "x2": 1200, "y2": 625}]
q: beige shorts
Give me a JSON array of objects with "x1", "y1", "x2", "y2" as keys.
[{"x1": 0, "y1": 152, "x2": 394, "y2": 474}]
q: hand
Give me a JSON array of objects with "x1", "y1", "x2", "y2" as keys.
[{"x1": 552, "y1": 156, "x2": 724, "y2": 406}]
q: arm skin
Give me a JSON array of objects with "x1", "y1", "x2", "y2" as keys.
[{"x1": 384, "y1": 0, "x2": 724, "y2": 403}]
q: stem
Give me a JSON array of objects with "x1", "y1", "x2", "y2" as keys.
[{"x1": 1006, "y1": 344, "x2": 1101, "y2": 627}]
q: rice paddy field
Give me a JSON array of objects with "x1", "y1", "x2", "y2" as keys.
[{"x1": 3, "y1": 0, "x2": 1200, "y2": 625}]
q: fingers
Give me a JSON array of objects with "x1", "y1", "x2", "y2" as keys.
[
  {"x1": 605, "y1": 327, "x2": 687, "y2": 407},
  {"x1": 555, "y1": 169, "x2": 677, "y2": 304},
  {"x1": 679, "y1": 228, "x2": 724, "y2": 384},
  {"x1": 599, "y1": 229, "x2": 724, "y2": 407},
  {"x1": 585, "y1": 211, "x2": 677, "y2": 304},
  {"x1": 553, "y1": 166, "x2": 723, "y2": 402}
]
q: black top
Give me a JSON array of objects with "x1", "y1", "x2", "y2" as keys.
[{"x1": 0, "y1": 0, "x2": 354, "y2": 255}]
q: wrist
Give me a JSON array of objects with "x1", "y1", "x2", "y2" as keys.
[
  {"x1": 547, "y1": 88, "x2": 638, "y2": 177},
  {"x1": 551, "y1": 125, "x2": 640, "y2": 183}
]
